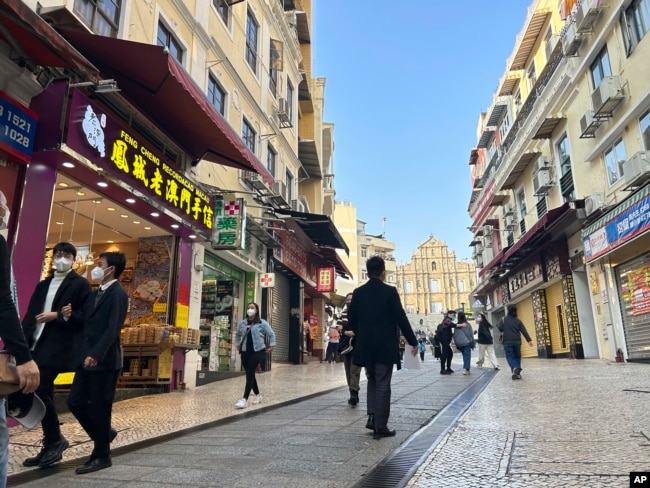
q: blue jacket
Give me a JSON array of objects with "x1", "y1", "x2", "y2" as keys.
[{"x1": 235, "y1": 318, "x2": 276, "y2": 353}]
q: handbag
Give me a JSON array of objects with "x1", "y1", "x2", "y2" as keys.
[{"x1": 0, "y1": 351, "x2": 21, "y2": 396}]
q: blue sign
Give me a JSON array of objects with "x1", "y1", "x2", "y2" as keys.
[{"x1": 0, "y1": 91, "x2": 38, "y2": 162}]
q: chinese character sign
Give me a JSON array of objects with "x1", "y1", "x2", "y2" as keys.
[
  {"x1": 211, "y1": 199, "x2": 246, "y2": 250},
  {"x1": 317, "y1": 267, "x2": 334, "y2": 292}
]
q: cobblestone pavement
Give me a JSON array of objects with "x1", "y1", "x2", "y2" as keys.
[{"x1": 406, "y1": 358, "x2": 650, "y2": 488}]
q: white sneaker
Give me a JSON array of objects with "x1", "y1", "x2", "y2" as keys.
[
  {"x1": 252, "y1": 394, "x2": 262, "y2": 404},
  {"x1": 234, "y1": 398, "x2": 247, "y2": 409},
  {"x1": 463, "y1": 369, "x2": 470, "y2": 375}
]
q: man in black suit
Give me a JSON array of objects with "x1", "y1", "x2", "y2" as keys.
[
  {"x1": 348, "y1": 256, "x2": 418, "y2": 439},
  {"x1": 68, "y1": 251, "x2": 127, "y2": 475},
  {"x1": 21, "y1": 242, "x2": 91, "y2": 468}
]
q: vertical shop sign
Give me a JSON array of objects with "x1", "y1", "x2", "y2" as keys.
[
  {"x1": 0, "y1": 90, "x2": 38, "y2": 162},
  {"x1": 245, "y1": 272, "x2": 256, "y2": 306},
  {"x1": 212, "y1": 199, "x2": 246, "y2": 250},
  {"x1": 317, "y1": 267, "x2": 335, "y2": 292}
]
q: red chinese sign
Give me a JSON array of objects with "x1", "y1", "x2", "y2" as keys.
[{"x1": 317, "y1": 267, "x2": 335, "y2": 292}]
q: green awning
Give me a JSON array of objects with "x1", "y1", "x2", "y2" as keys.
[{"x1": 581, "y1": 184, "x2": 650, "y2": 239}]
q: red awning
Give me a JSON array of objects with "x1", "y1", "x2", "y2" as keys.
[
  {"x1": 0, "y1": 0, "x2": 97, "y2": 77},
  {"x1": 57, "y1": 29, "x2": 272, "y2": 184}
]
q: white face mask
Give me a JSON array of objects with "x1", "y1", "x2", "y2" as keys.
[
  {"x1": 247, "y1": 308, "x2": 256, "y2": 317},
  {"x1": 53, "y1": 257, "x2": 73, "y2": 273},
  {"x1": 91, "y1": 266, "x2": 105, "y2": 281}
]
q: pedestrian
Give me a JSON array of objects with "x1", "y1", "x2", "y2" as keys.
[
  {"x1": 325, "y1": 319, "x2": 340, "y2": 363},
  {"x1": 418, "y1": 339, "x2": 426, "y2": 361},
  {"x1": 67, "y1": 252, "x2": 128, "y2": 474},
  {"x1": 453, "y1": 311, "x2": 474, "y2": 375},
  {"x1": 21, "y1": 242, "x2": 92, "y2": 469},
  {"x1": 234, "y1": 302, "x2": 275, "y2": 409},
  {"x1": 475, "y1": 312, "x2": 499, "y2": 371},
  {"x1": 338, "y1": 293, "x2": 361, "y2": 406},
  {"x1": 348, "y1": 256, "x2": 418, "y2": 440},
  {"x1": 431, "y1": 332, "x2": 441, "y2": 360},
  {"x1": 0, "y1": 195, "x2": 40, "y2": 487},
  {"x1": 436, "y1": 311, "x2": 456, "y2": 374},
  {"x1": 398, "y1": 335, "x2": 406, "y2": 360},
  {"x1": 498, "y1": 304, "x2": 534, "y2": 380}
]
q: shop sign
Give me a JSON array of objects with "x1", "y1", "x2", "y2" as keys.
[
  {"x1": 0, "y1": 90, "x2": 38, "y2": 163},
  {"x1": 245, "y1": 272, "x2": 256, "y2": 304},
  {"x1": 620, "y1": 262, "x2": 650, "y2": 316},
  {"x1": 66, "y1": 90, "x2": 213, "y2": 232},
  {"x1": 211, "y1": 199, "x2": 246, "y2": 250},
  {"x1": 583, "y1": 189, "x2": 650, "y2": 262},
  {"x1": 203, "y1": 253, "x2": 243, "y2": 281},
  {"x1": 508, "y1": 261, "x2": 544, "y2": 300},
  {"x1": 176, "y1": 303, "x2": 188, "y2": 327},
  {"x1": 317, "y1": 267, "x2": 334, "y2": 292},
  {"x1": 260, "y1": 273, "x2": 275, "y2": 288},
  {"x1": 272, "y1": 226, "x2": 310, "y2": 282}
]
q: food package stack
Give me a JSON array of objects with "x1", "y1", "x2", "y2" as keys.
[
  {"x1": 158, "y1": 349, "x2": 172, "y2": 379},
  {"x1": 129, "y1": 359, "x2": 140, "y2": 376},
  {"x1": 187, "y1": 329, "x2": 199, "y2": 345},
  {"x1": 138, "y1": 326, "x2": 148, "y2": 343},
  {"x1": 145, "y1": 326, "x2": 156, "y2": 344}
]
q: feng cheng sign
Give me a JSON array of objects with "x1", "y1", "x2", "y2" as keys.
[
  {"x1": 211, "y1": 199, "x2": 246, "y2": 250},
  {"x1": 65, "y1": 90, "x2": 213, "y2": 232}
]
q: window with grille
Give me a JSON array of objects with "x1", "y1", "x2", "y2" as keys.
[{"x1": 74, "y1": 0, "x2": 121, "y2": 37}]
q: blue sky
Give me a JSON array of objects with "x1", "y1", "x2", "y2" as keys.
[{"x1": 313, "y1": 1, "x2": 531, "y2": 263}]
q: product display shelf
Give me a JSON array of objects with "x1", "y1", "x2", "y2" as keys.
[{"x1": 120, "y1": 343, "x2": 172, "y2": 388}]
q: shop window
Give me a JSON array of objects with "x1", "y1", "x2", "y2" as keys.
[
  {"x1": 242, "y1": 118, "x2": 256, "y2": 154},
  {"x1": 640, "y1": 110, "x2": 650, "y2": 150},
  {"x1": 590, "y1": 46, "x2": 612, "y2": 89},
  {"x1": 74, "y1": 0, "x2": 121, "y2": 37},
  {"x1": 267, "y1": 144, "x2": 276, "y2": 177},
  {"x1": 604, "y1": 138, "x2": 627, "y2": 186},
  {"x1": 208, "y1": 75, "x2": 226, "y2": 116},
  {"x1": 621, "y1": 0, "x2": 650, "y2": 56},
  {"x1": 213, "y1": 0, "x2": 230, "y2": 27},
  {"x1": 157, "y1": 22, "x2": 183, "y2": 64},
  {"x1": 245, "y1": 9, "x2": 259, "y2": 74}
]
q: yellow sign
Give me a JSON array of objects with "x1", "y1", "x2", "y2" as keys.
[
  {"x1": 153, "y1": 302, "x2": 167, "y2": 314},
  {"x1": 176, "y1": 303, "x2": 189, "y2": 328}
]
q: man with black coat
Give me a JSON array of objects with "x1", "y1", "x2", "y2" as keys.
[
  {"x1": 348, "y1": 256, "x2": 418, "y2": 439},
  {"x1": 21, "y1": 242, "x2": 91, "y2": 468},
  {"x1": 436, "y1": 311, "x2": 457, "y2": 375}
]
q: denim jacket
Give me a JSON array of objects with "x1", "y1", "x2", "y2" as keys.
[{"x1": 235, "y1": 319, "x2": 276, "y2": 353}]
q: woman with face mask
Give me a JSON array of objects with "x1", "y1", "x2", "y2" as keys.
[
  {"x1": 234, "y1": 303, "x2": 276, "y2": 409},
  {"x1": 475, "y1": 313, "x2": 499, "y2": 371}
]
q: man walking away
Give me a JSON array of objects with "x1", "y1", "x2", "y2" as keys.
[
  {"x1": 348, "y1": 256, "x2": 418, "y2": 440},
  {"x1": 498, "y1": 304, "x2": 533, "y2": 380}
]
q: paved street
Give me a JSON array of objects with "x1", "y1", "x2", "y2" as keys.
[{"x1": 7, "y1": 352, "x2": 650, "y2": 487}]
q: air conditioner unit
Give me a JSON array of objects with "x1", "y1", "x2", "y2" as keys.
[
  {"x1": 475, "y1": 254, "x2": 484, "y2": 268},
  {"x1": 290, "y1": 199, "x2": 305, "y2": 213},
  {"x1": 623, "y1": 150, "x2": 650, "y2": 188},
  {"x1": 274, "y1": 181, "x2": 287, "y2": 199},
  {"x1": 575, "y1": 0, "x2": 601, "y2": 33},
  {"x1": 584, "y1": 192, "x2": 605, "y2": 216},
  {"x1": 284, "y1": 11, "x2": 297, "y2": 26},
  {"x1": 533, "y1": 170, "x2": 554, "y2": 195},
  {"x1": 562, "y1": 21, "x2": 583, "y2": 57},
  {"x1": 504, "y1": 204, "x2": 514, "y2": 216},
  {"x1": 242, "y1": 171, "x2": 270, "y2": 192},
  {"x1": 473, "y1": 243, "x2": 484, "y2": 256},
  {"x1": 482, "y1": 224, "x2": 493, "y2": 235},
  {"x1": 579, "y1": 110, "x2": 601, "y2": 139},
  {"x1": 592, "y1": 76, "x2": 624, "y2": 118},
  {"x1": 483, "y1": 246, "x2": 495, "y2": 263},
  {"x1": 276, "y1": 98, "x2": 292, "y2": 128},
  {"x1": 505, "y1": 214, "x2": 515, "y2": 229},
  {"x1": 535, "y1": 157, "x2": 550, "y2": 173},
  {"x1": 483, "y1": 234, "x2": 494, "y2": 249}
]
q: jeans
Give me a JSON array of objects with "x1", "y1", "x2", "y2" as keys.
[
  {"x1": 459, "y1": 345, "x2": 472, "y2": 370},
  {"x1": 326, "y1": 342, "x2": 339, "y2": 363},
  {"x1": 0, "y1": 397, "x2": 7, "y2": 488},
  {"x1": 503, "y1": 343, "x2": 522, "y2": 372}
]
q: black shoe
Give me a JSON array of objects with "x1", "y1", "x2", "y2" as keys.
[
  {"x1": 38, "y1": 438, "x2": 70, "y2": 468},
  {"x1": 440, "y1": 370, "x2": 450, "y2": 375},
  {"x1": 75, "y1": 456, "x2": 112, "y2": 475},
  {"x1": 110, "y1": 428, "x2": 118, "y2": 443},
  {"x1": 447, "y1": 368, "x2": 454, "y2": 373},
  {"x1": 373, "y1": 427, "x2": 396, "y2": 440},
  {"x1": 349, "y1": 389, "x2": 359, "y2": 407},
  {"x1": 23, "y1": 443, "x2": 46, "y2": 467},
  {"x1": 365, "y1": 414, "x2": 374, "y2": 430}
]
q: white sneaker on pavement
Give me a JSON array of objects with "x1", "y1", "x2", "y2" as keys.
[
  {"x1": 463, "y1": 369, "x2": 470, "y2": 375},
  {"x1": 252, "y1": 395, "x2": 262, "y2": 404},
  {"x1": 235, "y1": 398, "x2": 247, "y2": 409}
]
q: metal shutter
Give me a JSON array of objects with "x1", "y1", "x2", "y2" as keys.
[
  {"x1": 271, "y1": 273, "x2": 290, "y2": 362},
  {"x1": 516, "y1": 296, "x2": 537, "y2": 358},
  {"x1": 615, "y1": 253, "x2": 650, "y2": 360},
  {"x1": 546, "y1": 281, "x2": 569, "y2": 355}
]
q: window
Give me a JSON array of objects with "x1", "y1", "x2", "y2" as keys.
[
  {"x1": 74, "y1": 0, "x2": 121, "y2": 37},
  {"x1": 245, "y1": 10, "x2": 259, "y2": 74},
  {"x1": 269, "y1": 40, "x2": 280, "y2": 97},
  {"x1": 286, "y1": 79, "x2": 294, "y2": 124},
  {"x1": 449, "y1": 279, "x2": 454, "y2": 288},
  {"x1": 361, "y1": 249, "x2": 367, "y2": 258},
  {"x1": 527, "y1": 63, "x2": 537, "y2": 90},
  {"x1": 557, "y1": 135, "x2": 571, "y2": 175},
  {"x1": 388, "y1": 275, "x2": 395, "y2": 283},
  {"x1": 157, "y1": 22, "x2": 183, "y2": 63},
  {"x1": 285, "y1": 170, "x2": 293, "y2": 202},
  {"x1": 207, "y1": 75, "x2": 226, "y2": 116},
  {"x1": 431, "y1": 261, "x2": 437, "y2": 271},
  {"x1": 640, "y1": 110, "x2": 650, "y2": 150},
  {"x1": 458, "y1": 280, "x2": 465, "y2": 292},
  {"x1": 499, "y1": 109, "x2": 512, "y2": 141},
  {"x1": 431, "y1": 302, "x2": 443, "y2": 314},
  {"x1": 430, "y1": 280, "x2": 439, "y2": 292},
  {"x1": 267, "y1": 144, "x2": 276, "y2": 177},
  {"x1": 514, "y1": 90, "x2": 522, "y2": 115},
  {"x1": 590, "y1": 47, "x2": 612, "y2": 89},
  {"x1": 622, "y1": 0, "x2": 650, "y2": 55},
  {"x1": 604, "y1": 138, "x2": 627, "y2": 186},
  {"x1": 242, "y1": 118, "x2": 256, "y2": 154},
  {"x1": 213, "y1": 0, "x2": 230, "y2": 27},
  {"x1": 362, "y1": 270, "x2": 368, "y2": 281}
]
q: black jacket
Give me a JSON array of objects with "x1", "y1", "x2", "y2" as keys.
[
  {"x1": 498, "y1": 315, "x2": 532, "y2": 344},
  {"x1": 477, "y1": 321, "x2": 494, "y2": 345},
  {"x1": 0, "y1": 235, "x2": 32, "y2": 365},
  {"x1": 436, "y1": 322, "x2": 454, "y2": 345},
  {"x1": 22, "y1": 270, "x2": 91, "y2": 371},
  {"x1": 348, "y1": 278, "x2": 418, "y2": 369}
]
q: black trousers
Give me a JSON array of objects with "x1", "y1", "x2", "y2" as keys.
[
  {"x1": 241, "y1": 350, "x2": 265, "y2": 399},
  {"x1": 35, "y1": 367, "x2": 65, "y2": 443},
  {"x1": 440, "y1": 342, "x2": 453, "y2": 371},
  {"x1": 67, "y1": 368, "x2": 120, "y2": 459},
  {"x1": 365, "y1": 362, "x2": 393, "y2": 430}
]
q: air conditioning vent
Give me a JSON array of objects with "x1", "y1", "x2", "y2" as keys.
[
  {"x1": 592, "y1": 76, "x2": 624, "y2": 118},
  {"x1": 483, "y1": 234, "x2": 493, "y2": 249},
  {"x1": 473, "y1": 243, "x2": 484, "y2": 256},
  {"x1": 535, "y1": 157, "x2": 550, "y2": 173},
  {"x1": 623, "y1": 151, "x2": 650, "y2": 189},
  {"x1": 505, "y1": 214, "x2": 515, "y2": 229},
  {"x1": 579, "y1": 110, "x2": 601, "y2": 139},
  {"x1": 474, "y1": 254, "x2": 484, "y2": 268},
  {"x1": 269, "y1": 181, "x2": 289, "y2": 208},
  {"x1": 584, "y1": 192, "x2": 605, "y2": 216},
  {"x1": 575, "y1": 0, "x2": 602, "y2": 33},
  {"x1": 241, "y1": 171, "x2": 271, "y2": 193},
  {"x1": 276, "y1": 98, "x2": 292, "y2": 128},
  {"x1": 562, "y1": 21, "x2": 583, "y2": 57},
  {"x1": 533, "y1": 170, "x2": 554, "y2": 195},
  {"x1": 504, "y1": 204, "x2": 514, "y2": 216},
  {"x1": 482, "y1": 224, "x2": 493, "y2": 235},
  {"x1": 290, "y1": 199, "x2": 305, "y2": 212}
]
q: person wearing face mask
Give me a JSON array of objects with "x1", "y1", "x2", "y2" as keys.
[
  {"x1": 234, "y1": 302, "x2": 276, "y2": 409},
  {"x1": 475, "y1": 312, "x2": 499, "y2": 371},
  {"x1": 21, "y1": 242, "x2": 91, "y2": 469},
  {"x1": 68, "y1": 252, "x2": 127, "y2": 474}
]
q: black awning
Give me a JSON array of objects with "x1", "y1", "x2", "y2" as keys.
[
  {"x1": 276, "y1": 209, "x2": 349, "y2": 255},
  {"x1": 246, "y1": 217, "x2": 281, "y2": 249}
]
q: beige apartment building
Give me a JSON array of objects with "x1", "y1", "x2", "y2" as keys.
[
  {"x1": 468, "y1": 0, "x2": 650, "y2": 362},
  {"x1": 396, "y1": 237, "x2": 476, "y2": 317}
]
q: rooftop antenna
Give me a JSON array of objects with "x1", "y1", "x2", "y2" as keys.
[{"x1": 381, "y1": 217, "x2": 386, "y2": 238}]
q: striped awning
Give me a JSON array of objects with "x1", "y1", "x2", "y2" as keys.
[{"x1": 581, "y1": 184, "x2": 650, "y2": 239}]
